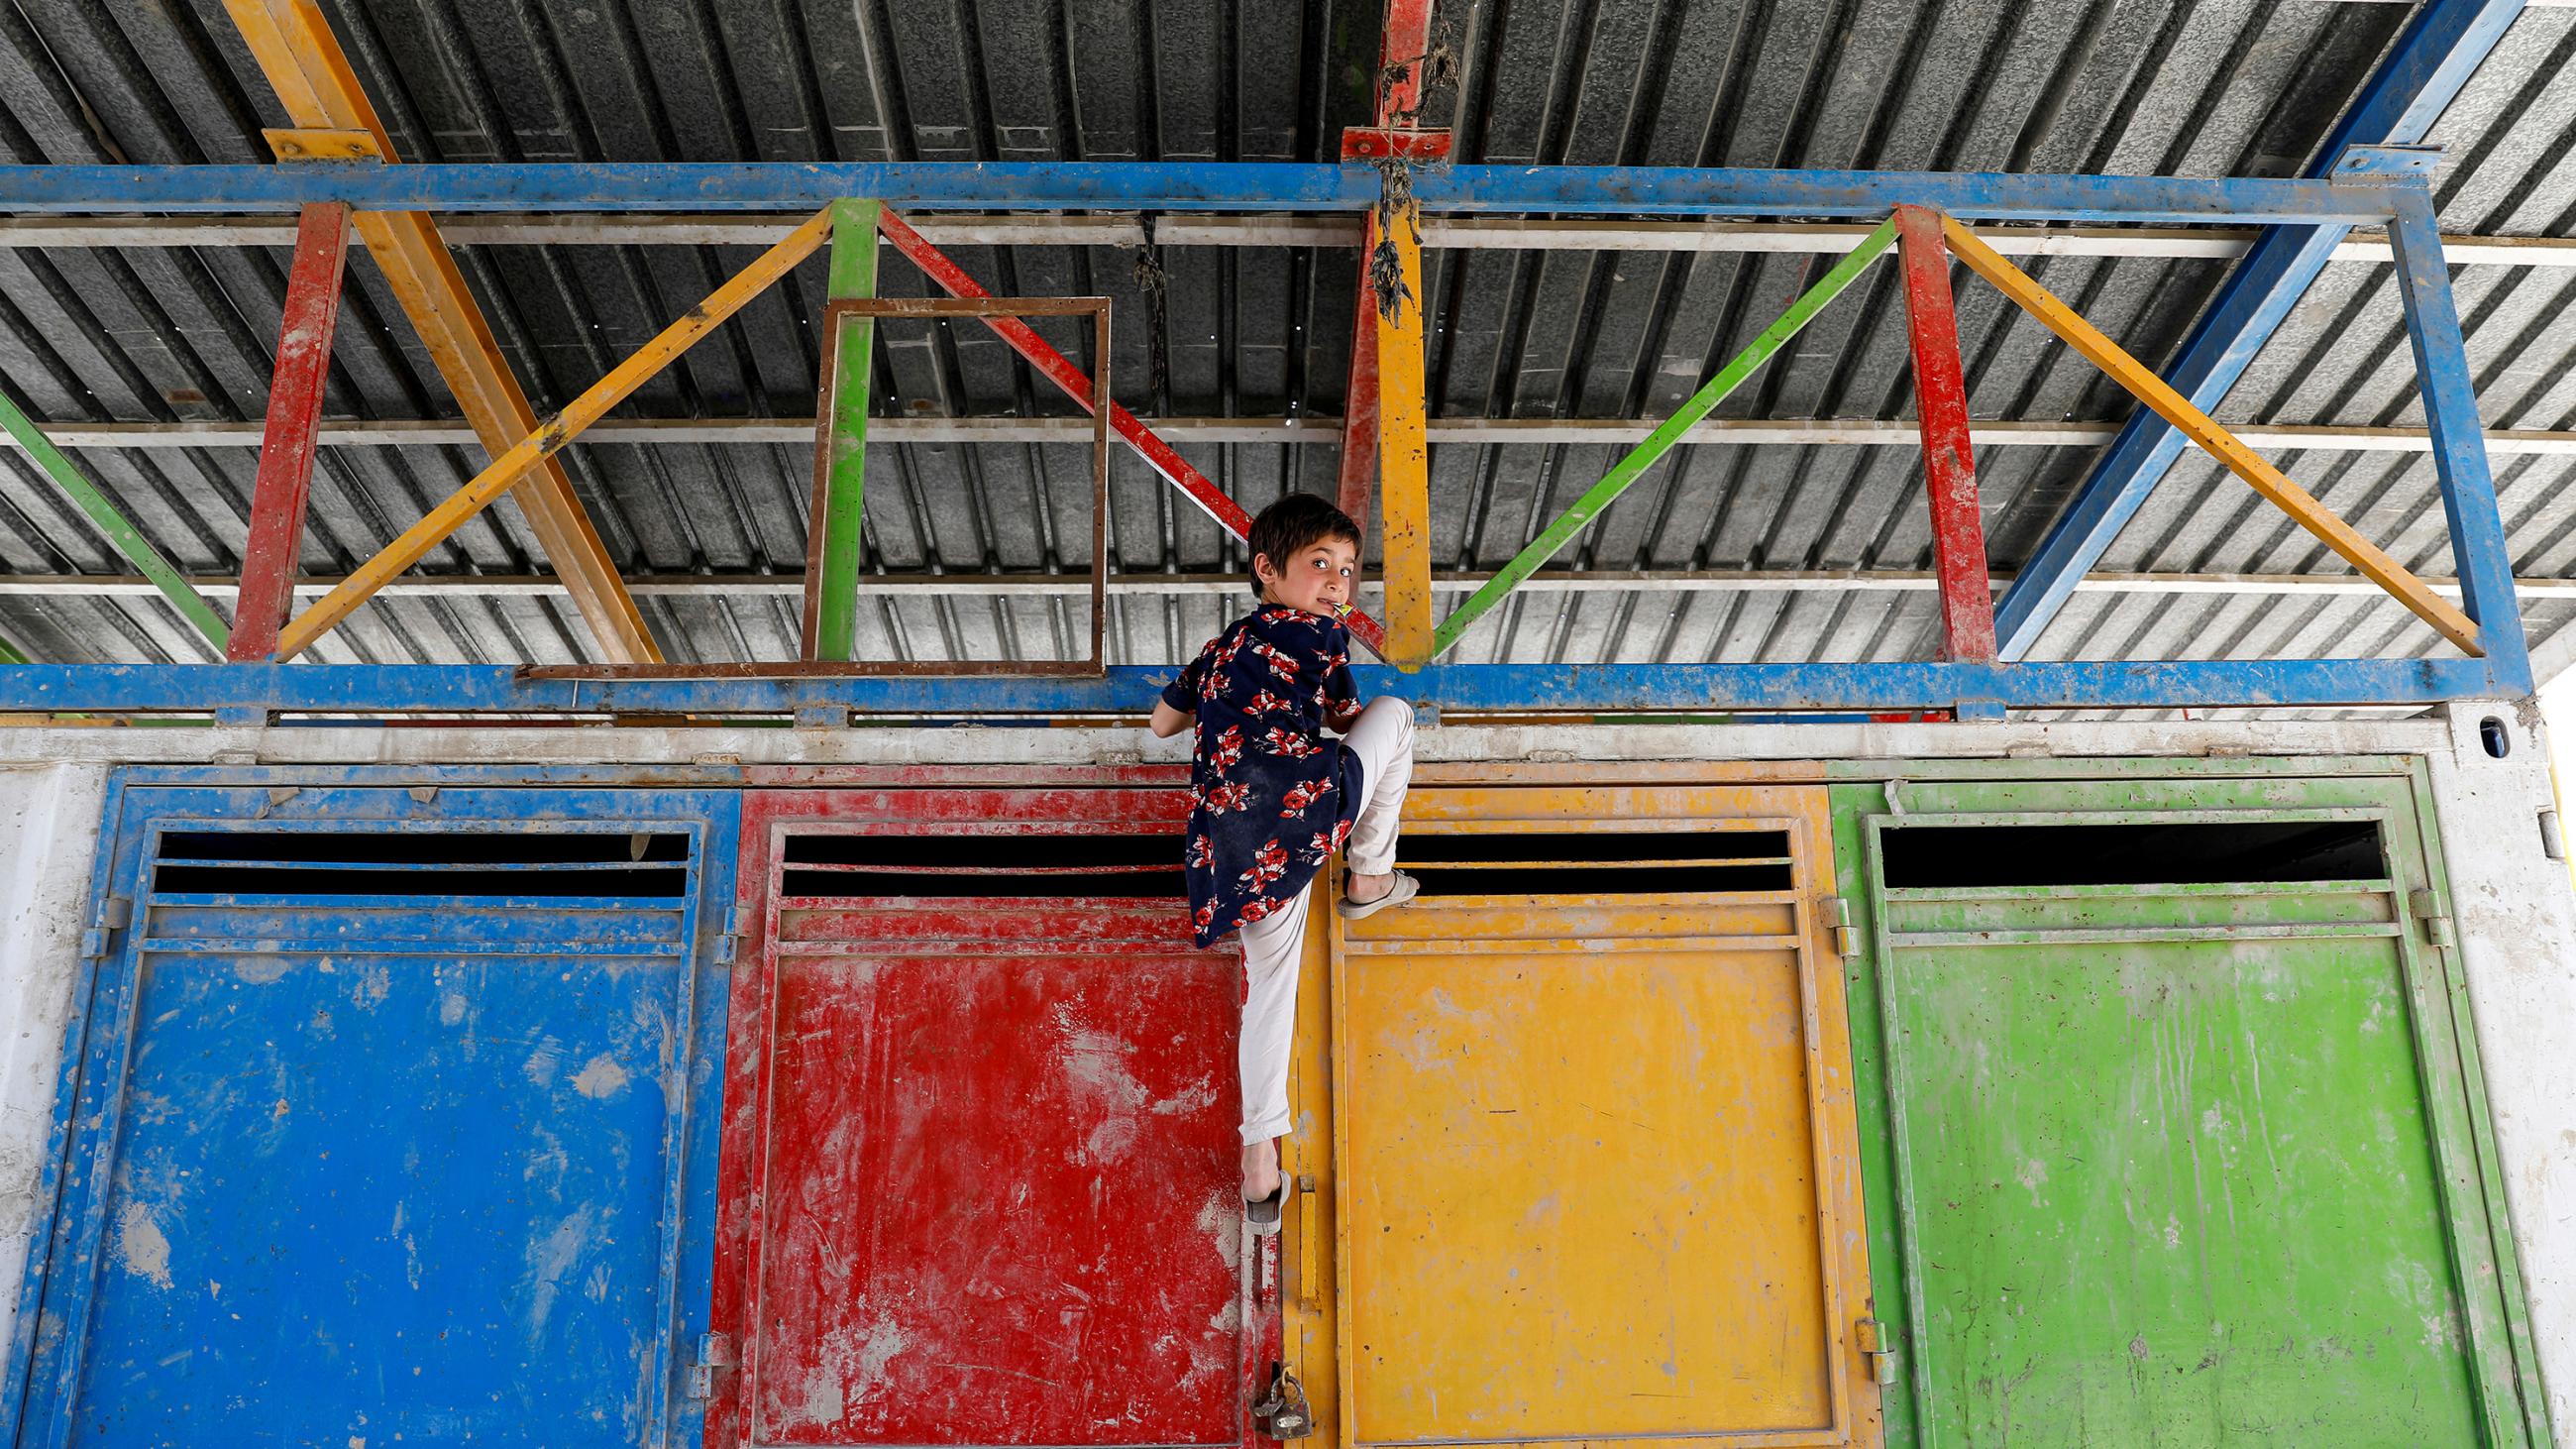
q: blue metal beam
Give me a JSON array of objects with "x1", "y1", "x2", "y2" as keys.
[
  {"x1": 0, "y1": 658, "x2": 2507, "y2": 717},
  {"x1": 2388, "y1": 187, "x2": 2532, "y2": 691},
  {"x1": 1992, "y1": 0, "x2": 2528, "y2": 659},
  {"x1": 0, "y1": 163, "x2": 2408, "y2": 224}
]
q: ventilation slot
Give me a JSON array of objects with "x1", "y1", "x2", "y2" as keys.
[
  {"x1": 781, "y1": 832, "x2": 1187, "y2": 899},
  {"x1": 1401, "y1": 830, "x2": 1794, "y2": 896},
  {"x1": 1878, "y1": 820, "x2": 2387, "y2": 888},
  {"x1": 151, "y1": 831, "x2": 692, "y2": 899}
]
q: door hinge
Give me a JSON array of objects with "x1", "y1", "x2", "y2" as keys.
[
  {"x1": 1825, "y1": 898, "x2": 1861, "y2": 960},
  {"x1": 81, "y1": 895, "x2": 131, "y2": 959},
  {"x1": 687, "y1": 1330, "x2": 736, "y2": 1400},
  {"x1": 2410, "y1": 889, "x2": 2454, "y2": 948},
  {"x1": 713, "y1": 907, "x2": 741, "y2": 965},
  {"x1": 1856, "y1": 1317, "x2": 1900, "y2": 1384}
]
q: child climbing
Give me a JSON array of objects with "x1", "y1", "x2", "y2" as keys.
[{"x1": 1149, "y1": 493, "x2": 1419, "y2": 1234}]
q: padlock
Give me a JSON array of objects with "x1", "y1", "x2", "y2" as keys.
[{"x1": 1251, "y1": 1364, "x2": 1314, "y2": 1441}]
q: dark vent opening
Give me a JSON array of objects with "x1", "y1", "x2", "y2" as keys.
[
  {"x1": 153, "y1": 830, "x2": 692, "y2": 899},
  {"x1": 1405, "y1": 830, "x2": 1794, "y2": 896},
  {"x1": 1879, "y1": 820, "x2": 2387, "y2": 889},
  {"x1": 784, "y1": 833, "x2": 1173, "y2": 869},
  {"x1": 782, "y1": 832, "x2": 1186, "y2": 899},
  {"x1": 161, "y1": 831, "x2": 690, "y2": 864}
]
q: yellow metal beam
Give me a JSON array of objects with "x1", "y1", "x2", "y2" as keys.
[
  {"x1": 1373, "y1": 183, "x2": 1433, "y2": 669},
  {"x1": 1941, "y1": 215, "x2": 2484, "y2": 657},
  {"x1": 275, "y1": 210, "x2": 832, "y2": 661},
  {"x1": 226, "y1": 0, "x2": 660, "y2": 664}
]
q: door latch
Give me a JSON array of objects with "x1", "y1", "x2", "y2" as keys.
[
  {"x1": 1251, "y1": 1363, "x2": 1314, "y2": 1441},
  {"x1": 687, "y1": 1331, "x2": 736, "y2": 1400},
  {"x1": 1856, "y1": 1317, "x2": 1900, "y2": 1384}
]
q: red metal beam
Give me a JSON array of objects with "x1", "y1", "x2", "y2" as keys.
[
  {"x1": 875, "y1": 207, "x2": 1389, "y2": 656},
  {"x1": 1893, "y1": 204, "x2": 1996, "y2": 663},
  {"x1": 1335, "y1": 0, "x2": 1443, "y2": 536},
  {"x1": 1373, "y1": 0, "x2": 1442, "y2": 123},
  {"x1": 1333, "y1": 217, "x2": 1381, "y2": 531},
  {"x1": 230, "y1": 200, "x2": 350, "y2": 661}
]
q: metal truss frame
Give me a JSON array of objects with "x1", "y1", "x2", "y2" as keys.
[{"x1": 0, "y1": 155, "x2": 2529, "y2": 720}]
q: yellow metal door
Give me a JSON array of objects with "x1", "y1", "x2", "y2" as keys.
[{"x1": 1327, "y1": 781, "x2": 1879, "y2": 1449}]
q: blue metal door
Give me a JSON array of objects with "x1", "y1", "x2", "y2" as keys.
[{"x1": 5, "y1": 781, "x2": 739, "y2": 1448}]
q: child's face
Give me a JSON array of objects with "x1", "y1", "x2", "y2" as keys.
[{"x1": 1255, "y1": 537, "x2": 1359, "y2": 616}]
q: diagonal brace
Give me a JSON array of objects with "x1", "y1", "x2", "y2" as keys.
[
  {"x1": 226, "y1": 0, "x2": 660, "y2": 664},
  {"x1": 275, "y1": 209, "x2": 833, "y2": 660},
  {"x1": 1429, "y1": 218, "x2": 1899, "y2": 658},
  {"x1": 0, "y1": 385, "x2": 229, "y2": 649},
  {"x1": 873, "y1": 208, "x2": 1391, "y2": 658},
  {"x1": 1940, "y1": 215, "x2": 2483, "y2": 657}
]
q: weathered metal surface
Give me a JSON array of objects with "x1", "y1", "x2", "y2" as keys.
[
  {"x1": 1331, "y1": 0, "x2": 1444, "y2": 537},
  {"x1": 1891, "y1": 209, "x2": 1994, "y2": 665},
  {"x1": 1990, "y1": 0, "x2": 2533, "y2": 658},
  {"x1": 2421, "y1": 704, "x2": 2576, "y2": 1438},
  {"x1": 1830, "y1": 772, "x2": 2551, "y2": 1448},
  {"x1": 6, "y1": 782, "x2": 739, "y2": 1447},
  {"x1": 228, "y1": 200, "x2": 350, "y2": 663},
  {"x1": 7, "y1": 2, "x2": 2569, "y2": 692},
  {"x1": 0, "y1": 164, "x2": 2420, "y2": 223},
  {"x1": 273, "y1": 208, "x2": 834, "y2": 661},
  {"x1": 1374, "y1": 178, "x2": 1432, "y2": 669},
  {"x1": 0, "y1": 386, "x2": 228, "y2": 651},
  {"x1": 713, "y1": 784, "x2": 1259, "y2": 1448},
  {"x1": 1330, "y1": 782, "x2": 1879, "y2": 1448},
  {"x1": 0, "y1": 656, "x2": 2519, "y2": 718},
  {"x1": 2386, "y1": 189, "x2": 2533, "y2": 690},
  {"x1": 221, "y1": 0, "x2": 661, "y2": 666},
  {"x1": 804, "y1": 200, "x2": 883, "y2": 664},
  {"x1": 781, "y1": 291, "x2": 1107, "y2": 677},
  {"x1": 1940, "y1": 215, "x2": 2485, "y2": 657},
  {"x1": 1430, "y1": 220, "x2": 1897, "y2": 660},
  {"x1": 872, "y1": 209, "x2": 1391, "y2": 659}
]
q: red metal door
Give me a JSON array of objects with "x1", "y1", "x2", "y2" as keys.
[{"x1": 711, "y1": 775, "x2": 1263, "y2": 1449}]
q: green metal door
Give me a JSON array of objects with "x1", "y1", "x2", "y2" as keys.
[{"x1": 1829, "y1": 764, "x2": 2549, "y2": 1449}]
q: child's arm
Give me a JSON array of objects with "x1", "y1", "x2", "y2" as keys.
[
  {"x1": 1153, "y1": 641, "x2": 1215, "y2": 737},
  {"x1": 1320, "y1": 641, "x2": 1361, "y2": 733}
]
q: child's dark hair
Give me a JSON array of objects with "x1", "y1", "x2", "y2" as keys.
[{"x1": 1247, "y1": 493, "x2": 1362, "y2": 603}]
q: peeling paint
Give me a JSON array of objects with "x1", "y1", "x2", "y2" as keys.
[
  {"x1": 116, "y1": 1202, "x2": 172, "y2": 1288},
  {"x1": 522, "y1": 1204, "x2": 594, "y2": 1342},
  {"x1": 522, "y1": 1038, "x2": 562, "y2": 1089},
  {"x1": 570, "y1": 1055, "x2": 629, "y2": 1099}
]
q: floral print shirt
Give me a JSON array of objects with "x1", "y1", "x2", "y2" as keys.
[{"x1": 1163, "y1": 607, "x2": 1364, "y2": 947}]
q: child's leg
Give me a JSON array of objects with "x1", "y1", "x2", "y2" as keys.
[
  {"x1": 1234, "y1": 881, "x2": 1312, "y2": 1154},
  {"x1": 1341, "y1": 697, "x2": 1416, "y2": 877}
]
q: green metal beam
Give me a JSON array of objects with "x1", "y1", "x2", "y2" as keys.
[
  {"x1": 1431, "y1": 217, "x2": 1900, "y2": 658},
  {"x1": 801, "y1": 197, "x2": 880, "y2": 661},
  {"x1": 0, "y1": 385, "x2": 230, "y2": 649}
]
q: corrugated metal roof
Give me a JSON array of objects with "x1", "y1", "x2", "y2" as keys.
[{"x1": 0, "y1": 0, "x2": 2572, "y2": 704}]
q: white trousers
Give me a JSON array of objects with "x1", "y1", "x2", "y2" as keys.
[{"x1": 1234, "y1": 697, "x2": 1415, "y2": 1144}]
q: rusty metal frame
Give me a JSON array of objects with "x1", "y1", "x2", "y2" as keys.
[{"x1": 530, "y1": 294, "x2": 1113, "y2": 681}]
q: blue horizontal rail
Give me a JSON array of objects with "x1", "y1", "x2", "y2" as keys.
[
  {"x1": 0, "y1": 163, "x2": 2410, "y2": 224},
  {"x1": 0, "y1": 659, "x2": 2507, "y2": 716}
]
